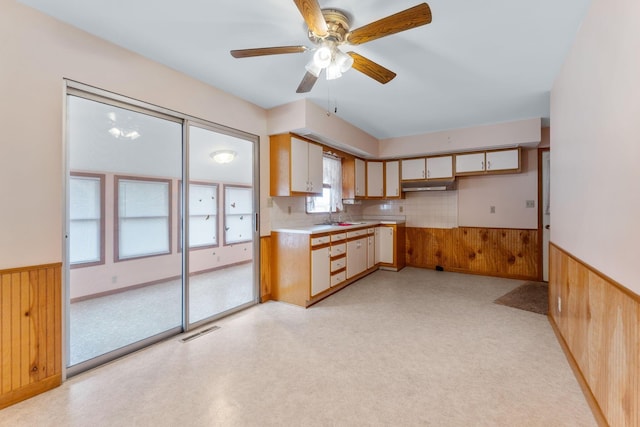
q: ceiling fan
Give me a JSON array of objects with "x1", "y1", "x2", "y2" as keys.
[{"x1": 230, "y1": 1, "x2": 432, "y2": 93}]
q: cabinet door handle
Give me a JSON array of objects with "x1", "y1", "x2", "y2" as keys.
[
  {"x1": 487, "y1": 161, "x2": 491, "y2": 170},
  {"x1": 422, "y1": 170, "x2": 425, "y2": 178},
  {"x1": 481, "y1": 161, "x2": 484, "y2": 170}
]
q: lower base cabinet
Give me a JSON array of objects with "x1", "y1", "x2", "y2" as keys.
[
  {"x1": 272, "y1": 227, "x2": 379, "y2": 307},
  {"x1": 377, "y1": 224, "x2": 406, "y2": 271}
]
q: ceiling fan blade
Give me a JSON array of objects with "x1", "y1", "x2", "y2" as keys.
[
  {"x1": 293, "y1": 0, "x2": 328, "y2": 37},
  {"x1": 347, "y1": 3, "x2": 432, "y2": 45},
  {"x1": 230, "y1": 46, "x2": 308, "y2": 58},
  {"x1": 347, "y1": 52, "x2": 396, "y2": 84},
  {"x1": 296, "y1": 71, "x2": 319, "y2": 93}
]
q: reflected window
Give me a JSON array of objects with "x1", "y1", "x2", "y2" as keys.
[
  {"x1": 116, "y1": 177, "x2": 171, "y2": 260},
  {"x1": 69, "y1": 173, "x2": 104, "y2": 267}
]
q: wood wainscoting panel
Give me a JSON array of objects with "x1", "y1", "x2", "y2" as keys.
[
  {"x1": 1, "y1": 263, "x2": 62, "y2": 409},
  {"x1": 405, "y1": 227, "x2": 539, "y2": 280},
  {"x1": 260, "y1": 236, "x2": 272, "y2": 302},
  {"x1": 549, "y1": 244, "x2": 639, "y2": 427}
]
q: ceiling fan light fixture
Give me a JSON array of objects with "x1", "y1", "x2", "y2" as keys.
[
  {"x1": 210, "y1": 150, "x2": 236, "y2": 164},
  {"x1": 305, "y1": 59, "x2": 322, "y2": 78},
  {"x1": 334, "y1": 49, "x2": 354, "y2": 73},
  {"x1": 313, "y1": 46, "x2": 332, "y2": 68},
  {"x1": 326, "y1": 62, "x2": 342, "y2": 80}
]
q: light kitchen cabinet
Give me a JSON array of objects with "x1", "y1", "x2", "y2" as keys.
[
  {"x1": 366, "y1": 161, "x2": 384, "y2": 197},
  {"x1": 377, "y1": 226, "x2": 394, "y2": 265},
  {"x1": 401, "y1": 158, "x2": 425, "y2": 180},
  {"x1": 454, "y1": 148, "x2": 521, "y2": 176},
  {"x1": 342, "y1": 157, "x2": 366, "y2": 199},
  {"x1": 385, "y1": 160, "x2": 401, "y2": 198},
  {"x1": 311, "y1": 240, "x2": 330, "y2": 297},
  {"x1": 367, "y1": 229, "x2": 376, "y2": 269},
  {"x1": 455, "y1": 152, "x2": 486, "y2": 174},
  {"x1": 330, "y1": 232, "x2": 347, "y2": 287},
  {"x1": 402, "y1": 156, "x2": 453, "y2": 180},
  {"x1": 270, "y1": 134, "x2": 323, "y2": 196},
  {"x1": 426, "y1": 155, "x2": 453, "y2": 179},
  {"x1": 376, "y1": 223, "x2": 406, "y2": 271},
  {"x1": 486, "y1": 148, "x2": 520, "y2": 171},
  {"x1": 272, "y1": 226, "x2": 378, "y2": 307},
  {"x1": 346, "y1": 229, "x2": 368, "y2": 279}
]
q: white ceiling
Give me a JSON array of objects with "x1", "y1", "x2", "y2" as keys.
[{"x1": 21, "y1": 0, "x2": 591, "y2": 139}]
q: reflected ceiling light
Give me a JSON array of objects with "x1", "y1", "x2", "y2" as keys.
[
  {"x1": 108, "y1": 127, "x2": 141, "y2": 140},
  {"x1": 210, "y1": 150, "x2": 236, "y2": 164}
]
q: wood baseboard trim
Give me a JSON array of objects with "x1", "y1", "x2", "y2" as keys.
[
  {"x1": 0, "y1": 374, "x2": 62, "y2": 410},
  {"x1": 547, "y1": 315, "x2": 608, "y2": 426},
  {"x1": 408, "y1": 263, "x2": 538, "y2": 281}
]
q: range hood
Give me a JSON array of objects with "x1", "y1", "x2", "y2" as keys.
[{"x1": 401, "y1": 179, "x2": 457, "y2": 192}]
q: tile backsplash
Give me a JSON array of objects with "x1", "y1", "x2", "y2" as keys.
[{"x1": 270, "y1": 191, "x2": 458, "y2": 229}]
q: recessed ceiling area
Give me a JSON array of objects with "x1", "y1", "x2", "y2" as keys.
[{"x1": 19, "y1": 0, "x2": 592, "y2": 139}]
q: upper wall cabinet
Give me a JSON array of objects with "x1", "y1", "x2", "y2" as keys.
[
  {"x1": 366, "y1": 161, "x2": 384, "y2": 198},
  {"x1": 401, "y1": 156, "x2": 453, "y2": 180},
  {"x1": 426, "y1": 155, "x2": 453, "y2": 179},
  {"x1": 384, "y1": 160, "x2": 401, "y2": 198},
  {"x1": 401, "y1": 158, "x2": 425, "y2": 180},
  {"x1": 270, "y1": 134, "x2": 323, "y2": 196},
  {"x1": 455, "y1": 148, "x2": 521, "y2": 176},
  {"x1": 343, "y1": 157, "x2": 366, "y2": 199}
]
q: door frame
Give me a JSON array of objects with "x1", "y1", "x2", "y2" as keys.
[
  {"x1": 537, "y1": 147, "x2": 550, "y2": 282},
  {"x1": 63, "y1": 80, "x2": 260, "y2": 377}
]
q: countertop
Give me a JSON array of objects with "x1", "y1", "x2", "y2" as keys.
[{"x1": 272, "y1": 220, "x2": 405, "y2": 235}]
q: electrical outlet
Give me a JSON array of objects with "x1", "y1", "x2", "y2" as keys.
[
  {"x1": 490, "y1": 206, "x2": 496, "y2": 214},
  {"x1": 526, "y1": 200, "x2": 535, "y2": 208},
  {"x1": 557, "y1": 296, "x2": 562, "y2": 313},
  {"x1": 287, "y1": 206, "x2": 291, "y2": 214},
  {"x1": 399, "y1": 206, "x2": 404, "y2": 213},
  {"x1": 267, "y1": 197, "x2": 273, "y2": 208},
  {"x1": 111, "y1": 276, "x2": 117, "y2": 284}
]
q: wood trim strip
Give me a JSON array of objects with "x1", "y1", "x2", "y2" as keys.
[
  {"x1": 551, "y1": 242, "x2": 640, "y2": 303},
  {"x1": 0, "y1": 374, "x2": 62, "y2": 410}
]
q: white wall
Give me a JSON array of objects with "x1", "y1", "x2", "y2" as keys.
[
  {"x1": 0, "y1": 0, "x2": 269, "y2": 270},
  {"x1": 551, "y1": 0, "x2": 640, "y2": 293},
  {"x1": 378, "y1": 118, "x2": 541, "y2": 158},
  {"x1": 458, "y1": 148, "x2": 538, "y2": 229}
]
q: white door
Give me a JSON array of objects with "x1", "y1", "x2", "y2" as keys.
[
  {"x1": 367, "y1": 161, "x2": 384, "y2": 197},
  {"x1": 401, "y1": 158, "x2": 425, "y2": 180},
  {"x1": 542, "y1": 150, "x2": 551, "y2": 281},
  {"x1": 311, "y1": 246, "x2": 331, "y2": 296},
  {"x1": 355, "y1": 158, "x2": 366, "y2": 197},
  {"x1": 290, "y1": 138, "x2": 308, "y2": 192},
  {"x1": 385, "y1": 161, "x2": 400, "y2": 197},
  {"x1": 426, "y1": 156, "x2": 453, "y2": 179},
  {"x1": 455, "y1": 152, "x2": 485, "y2": 174},
  {"x1": 378, "y1": 226, "x2": 394, "y2": 264},
  {"x1": 307, "y1": 142, "x2": 324, "y2": 194},
  {"x1": 486, "y1": 149, "x2": 519, "y2": 171}
]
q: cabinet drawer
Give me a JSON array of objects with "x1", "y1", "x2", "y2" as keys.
[
  {"x1": 331, "y1": 232, "x2": 347, "y2": 242},
  {"x1": 331, "y1": 257, "x2": 346, "y2": 272},
  {"x1": 311, "y1": 235, "x2": 331, "y2": 246},
  {"x1": 331, "y1": 270, "x2": 346, "y2": 287},
  {"x1": 367, "y1": 228, "x2": 375, "y2": 234},
  {"x1": 346, "y1": 229, "x2": 368, "y2": 239},
  {"x1": 331, "y1": 243, "x2": 346, "y2": 256}
]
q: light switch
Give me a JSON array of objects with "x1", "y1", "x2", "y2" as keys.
[
  {"x1": 526, "y1": 200, "x2": 535, "y2": 208},
  {"x1": 490, "y1": 206, "x2": 495, "y2": 214}
]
